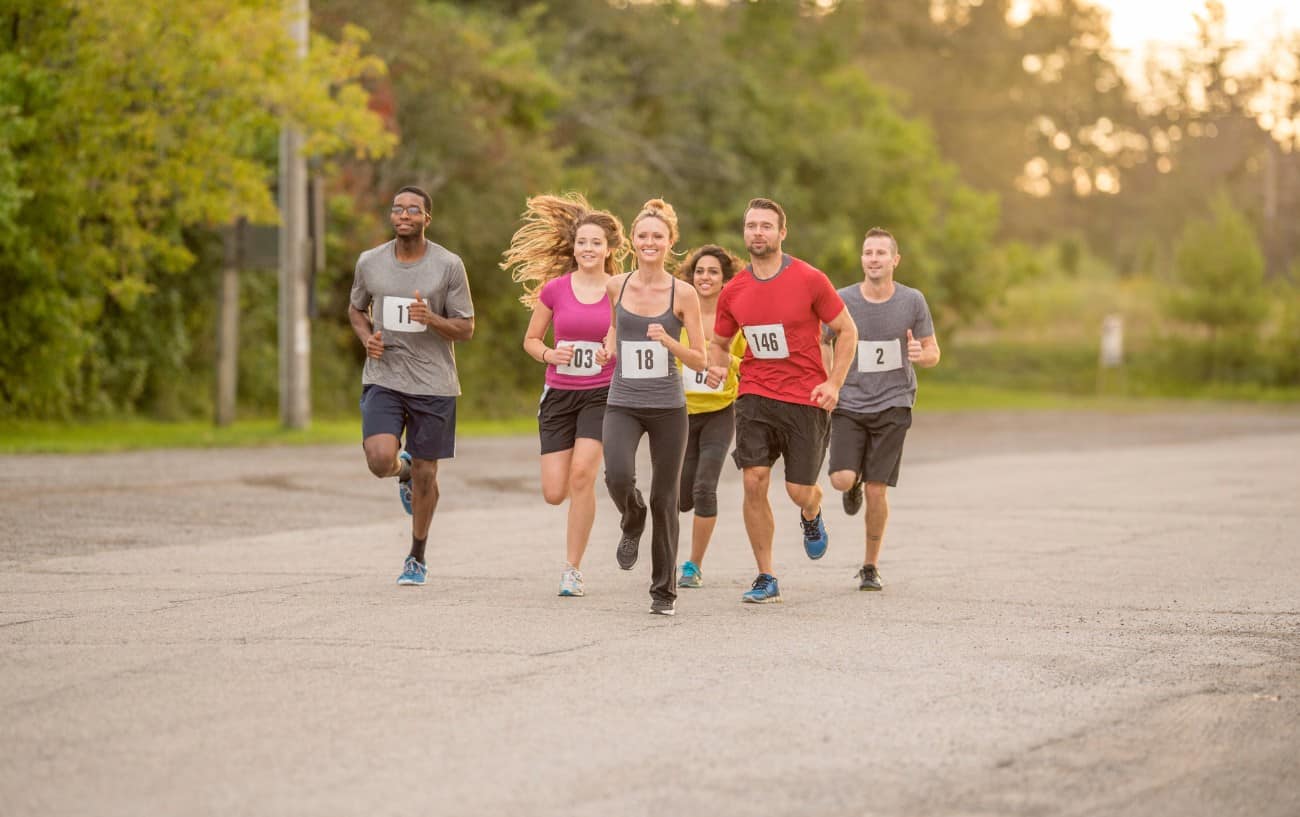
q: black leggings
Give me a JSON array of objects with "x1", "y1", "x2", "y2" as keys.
[
  {"x1": 679, "y1": 404, "x2": 735, "y2": 518},
  {"x1": 603, "y1": 404, "x2": 688, "y2": 603}
]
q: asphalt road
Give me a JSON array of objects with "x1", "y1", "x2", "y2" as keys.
[{"x1": 1, "y1": 408, "x2": 1298, "y2": 816}]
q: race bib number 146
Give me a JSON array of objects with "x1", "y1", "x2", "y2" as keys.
[{"x1": 743, "y1": 324, "x2": 789, "y2": 359}]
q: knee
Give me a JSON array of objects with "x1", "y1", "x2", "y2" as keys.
[
  {"x1": 364, "y1": 452, "x2": 395, "y2": 478},
  {"x1": 569, "y1": 461, "x2": 598, "y2": 493},
  {"x1": 829, "y1": 470, "x2": 857, "y2": 492},
  {"x1": 410, "y1": 461, "x2": 438, "y2": 493},
  {"x1": 541, "y1": 484, "x2": 568, "y2": 506},
  {"x1": 865, "y1": 482, "x2": 888, "y2": 504},
  {"x1": 742, "y1": 471, "x2": 769, "y2": 498}
]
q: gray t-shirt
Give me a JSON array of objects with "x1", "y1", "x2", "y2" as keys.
[
  {"x1": 349, "y1": 239, "x2": 474, "y2": 396},
  {"x1": 828, "y1": 282, "x2": 934, "y2": 414}
]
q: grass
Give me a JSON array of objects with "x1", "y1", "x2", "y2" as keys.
[{"x1": 3, "y1": 384, "x2": 1294, "y2": 454}]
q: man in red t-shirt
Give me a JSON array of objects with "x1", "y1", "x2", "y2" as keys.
[{"x1": 705, "y1": 197, "x2": 858, "y2": 604}]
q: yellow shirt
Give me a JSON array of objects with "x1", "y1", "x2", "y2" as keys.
[{"x1": 679, "y1": 330, "x2": 745, "y2": 414}]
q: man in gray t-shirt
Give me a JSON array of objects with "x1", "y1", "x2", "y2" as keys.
[
  {"x1": 821, "y1": 227, "x2": 940, "y2": 591},
  {"x1": 347, "y1": 185, "x2": 475, "y2": 587}
]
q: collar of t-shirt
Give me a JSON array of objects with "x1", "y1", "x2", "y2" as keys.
[{"x1": 745, "y1": 253, "x2": 793, "y2": 281}]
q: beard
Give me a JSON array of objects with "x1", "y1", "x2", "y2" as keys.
[{"x1": 748, "y1": 242, "x2": 777, "y2": 259}]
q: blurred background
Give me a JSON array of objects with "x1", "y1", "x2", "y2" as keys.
[{"x1": 2, "y1": 0, "x2": 1298, "y2": 433}]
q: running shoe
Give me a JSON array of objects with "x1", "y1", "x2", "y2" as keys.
[
  {"x1": 800, "y1": 510, "x2": 829, "y2": 560},
  {"x1": 616, "y1": 530, "x2": 640, "y2": 570},
  {"x1": 559, "y1": 566, "x2": 585, "y2": 597},
  {"x1": 397, "y1": 451, "x2": 413, "y2": 516},
  {"x1": 842, "y1": 478, "x2": 864, "y2": 516},
  {"x1": 649, "y1": 598, "x2": 676, "y2": 616},
  {"x1": 396, "y1": 556, "x2": 426, "y2": 586},
  {"x1": 678, "y1": 560, "x2": 703, "y2": 588},
  {"x1": 857, "y1": 564, "x2": 883, "y2": 591},
  {"x1": 741, "y1": 573, "x2": 782, "y2": 604}
]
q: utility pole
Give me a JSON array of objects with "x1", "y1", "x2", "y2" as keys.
[
  {"x1": 278, "y1": 0, "x2": 311, "y2": 429},
  {"x1": 215, "y1": 219, "x2": 244, "y2": 427}
]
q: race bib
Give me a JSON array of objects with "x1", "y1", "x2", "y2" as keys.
[
  {"x1": 555, "y1": 341, "x2": 603, "y2": 377},
  {"x1": 621, "y1": 341, "x2": 669, "y2": 379},
  {"x1": 743, "y1": 324, "x2": 789, "y2": 359},
  {"x1": 683, "y1": 367, "x2": 723, "y2": 394},
  {"x1": 382, "y1": 296, "x2": 427, "y2": 333},
  {"x1": 857, "y1": 340, "x2": 903, "y2": 373}
]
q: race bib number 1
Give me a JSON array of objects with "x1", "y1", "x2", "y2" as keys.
[
  {"x1": 743, "y1": 324, "x2": 789, "y2": 359},
  {"x1": 621, "y1": 341, "x2": 669, "y2": 379},
  {"x1": 683, "y1": 367, "x2": 723, "y2": 394},
  {"x1": 555, "y1": 341, "x2": 603, "y2": 377},
  {"x1": 382, "y1": 296, "x2": 427, "y2": 333},
  {"x1": 857, "y1": 340, "x2": 903, "y2": 373}
]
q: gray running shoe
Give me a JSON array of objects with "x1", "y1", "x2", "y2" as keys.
[
  {"x1": 842, "y1": 478, "x2": 864, "y2": 516},
  {"x1": 616, "y1": 530, "x2": 640, "y2": 570},
  {"x1": 857, "y1": 564, "x2": 883, "y2": 591},
  {"x1": 558, "y1": 566, "x2": 584, "y2": 597},
  {"x1": 649, "y1": 598, "x2": 676, "y2": 616}
]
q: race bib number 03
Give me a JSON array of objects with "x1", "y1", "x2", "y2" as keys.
[
  {"x1": 621, "y1": 341, "x2": 669, "y2": 379},
  {"x1": 382, "y1": 296, "x2": 427, "y2": 333},
  {"x1": 743, "y1": 324, "x2": 789, "y2": 359},
  {"x1": 556, "y1": 341, "x2": 603, "y2": 377},
  {"x1": 683, "y1": 367, "x2": 722, "y2": 394},
  {"x1": 857, "y1": 340, "x2": 902, "y2": 373}
]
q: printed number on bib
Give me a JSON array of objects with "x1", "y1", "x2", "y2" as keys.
[
  {"x1": 743, "y1": 324, "x2": 789, "y2": 359},
  {"x1": 556, "y1": 341, "x2": 603, "y2": 377},
  {"x1": 383, "y1": 296, "x2": 427, "y2": 333},
  {"x1": 683, "y1": 367, "x2": 722, "y2": 394},
  {"x1": 857, "y1": 340, "x2": 902, "y2": 373},
  {"x1": 621, "y1": 341, "x2": 669, "y2": 379}
]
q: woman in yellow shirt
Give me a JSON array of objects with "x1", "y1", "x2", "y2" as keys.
[{"x1": 677, "y1": 245, "x2": 745, "y2": 588}]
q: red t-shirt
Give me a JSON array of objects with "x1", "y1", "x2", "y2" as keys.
[{"x1": 714, "y1": 254, "x2": 845, "y2": 407}]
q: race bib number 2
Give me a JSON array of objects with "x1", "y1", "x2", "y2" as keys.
[
  {"x1": 621, "y1": 341, "x2": 669, "y2": 379},
  {"x1": 555, "y1": 341, "x2": 603, "y2": 377},
  {"x1": 382, "y1": 296, "x2": 427, "y2": 333},
  {"x1": 743, "y1": 324, "x2": 789, "y2": 359},
  {"x1": 857, "y1": 340, "x2": 902, "y2": 373}
]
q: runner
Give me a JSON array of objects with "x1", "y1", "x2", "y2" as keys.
[
  {"x1": 501, "y1": 193, "x2": 627, "y2": 598},
  {"x1": 823, "y1": 227, "x2": 940, "y2": 591},
  {"x1": 602, "y1": 198, "x2": 706, "y2": 616},
  {"x1": 675, "y1": 245, "x2": 746, "y2": 589},
  {"x1": 705, "y1": 197, "x2": 857, "y2": 604},
  {"x1": 347, "y1": 185, "x2": 475, "y2": 586}
]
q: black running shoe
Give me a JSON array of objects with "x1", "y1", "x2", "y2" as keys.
[
  {"x1": 842, "y1": 479, "x2": 864, "y2": 516},
  {"x1": 857, "y1": 564, "x2": 882, "y2": 591},
  {"x1": 616, "y1": 531, "x2": 640, "y2": 570}
]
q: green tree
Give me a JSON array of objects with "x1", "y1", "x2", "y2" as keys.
[
  {"x1": 0, "y1": 0, "x2": 393, "y2": 418},
  {"x1": 1166, "y1": 196, "x2": 1268, "y2": 380}
]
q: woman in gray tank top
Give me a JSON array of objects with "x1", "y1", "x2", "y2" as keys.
[{"x1": 601, "y1": 198, "x2": 706, "y2": 616}]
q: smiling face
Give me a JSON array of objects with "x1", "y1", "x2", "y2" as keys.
[
  {"x1": 573, "y1": 223, "x2": 610, "y2": 273},
  {"x1": 633, "y1": 215, "x2": 672, "y2": 267},
  {"x1": 861, "y1": 235, "x2": 900, "y2": 283},
  {"x1": 743, "y1": 207, "x2": 785, "y2": 259},
  {"x1": 691, "y1": 253, "x2": 725, "y2": 298},
  {"x1": 390, "y1": 191, "x2": 430, "y2": 238}
]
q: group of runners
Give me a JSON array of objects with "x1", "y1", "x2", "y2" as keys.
[{"x1": 348, "y1": 187, "x2": 940, "y2": 615}]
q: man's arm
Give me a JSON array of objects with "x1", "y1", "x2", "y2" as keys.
[
  {"x1": 810, "y1": 308, "x2": 858, "y2": 410},
  {"x1": 408, "y1": 290, "x2": 474, "y2": 341},
  {"x1": 348, "y1": 303, "x2": 385, "y2": 359},
  {"x1": 907, "y1": 328, "x2": 941, "y2": 368}
]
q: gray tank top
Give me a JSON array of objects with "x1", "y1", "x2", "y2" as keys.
[{"x1": 607, "y1": 272, "x2": 685, "y2": 409}]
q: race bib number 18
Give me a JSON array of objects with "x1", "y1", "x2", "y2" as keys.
[
  {"x1": 621, "y1": 341, "x2": 669, "y2": 379},
  {"x1": 857, "y1": 340, "x2": 902, "y2": 373},
  {"x1": 555, "y1": 341, "x2": 603, "y2": 377},
  {"x1": 382, "y1": 296, "x2": 427, "y2": 333},
  {"x1": 743, "y1": 324, "x2": 789, "y2": 359}
]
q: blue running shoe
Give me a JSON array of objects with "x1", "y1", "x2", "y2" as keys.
[
  {"x1": 396, "y1": 555, "x2": 426, "y2": 586},
  {"x1": 800, "y1": 510, "x2": 828, "y2": 560},
  {"x1": 397, "y1": 451, "x2": 413, "y2": 516},
  {"x1": 741, "y1": 573, "x2": 782, "y2": 604},
  {"x1": 678, "y1": 560, "x2": 703, "y2": 589}
]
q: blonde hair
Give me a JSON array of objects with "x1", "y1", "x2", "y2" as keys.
[
  {"x1": 631, "y1": 198, "x2": 680, "y2": 247},
  {"x1": 501, "y1": 192, "x2": 628, "y2": 307}
]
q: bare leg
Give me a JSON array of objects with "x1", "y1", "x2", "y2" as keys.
[
  {"x1": 864, "y1": 481, "x2": 888, "y2": 566},
  {"x1": 565, "y1": 438, "x2": 603, "y2": 568},
  {"x1": 742, "y1": 466, "x2": 775, "y2": 574},
  {"x1": 785, "y1": 481, "x2": 824, "y2": 521},
  {"x1": 362, "y1": 433, "x2": 403, "y2": 478},
  {"x1": 689, "y1": 514, "x2": 717, "y2": 566},
  {"x1": 410, "y1": 458, "x2": 439, "y2": 541}
]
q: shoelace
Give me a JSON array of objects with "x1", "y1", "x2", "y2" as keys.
[
  {"x1": 751, "y1": 575, "x2": 772, "y2": 591},
  {"x1": 801, "y1": 516, "x2": 820, "y2": 537}
]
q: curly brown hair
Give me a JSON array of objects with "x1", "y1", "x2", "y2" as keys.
[
  {"x1": 677, "y1": 244, "x2": 743, "y2": 285},
  {"x1": 501, "y1": 192, "x2": 628, "y2": 307}
]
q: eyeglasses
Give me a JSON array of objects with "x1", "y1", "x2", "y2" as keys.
[{"x1": 390, "y1": 205, "x2": 426, "y2": 217}]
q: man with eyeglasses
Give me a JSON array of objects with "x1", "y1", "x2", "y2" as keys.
[{"x1": 348, "y1": 185, "x2": 475, "y2": 586}]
